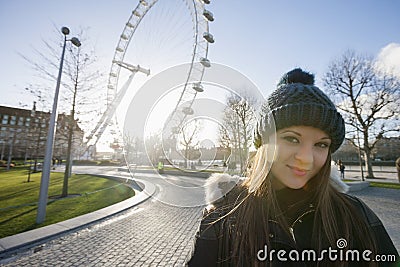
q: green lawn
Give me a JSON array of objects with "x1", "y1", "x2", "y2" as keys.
[
  {"x1": 344, "y1": 179, "x2": 400, "y2": 190},
  {"x1": 369, "y1": 182, "x2": 400, "y2": 190},
  {"x1": 0, "y1": 167, "x2": 135, "y2": 238}
]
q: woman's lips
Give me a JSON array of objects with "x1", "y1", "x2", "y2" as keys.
[{"x1": 288, "y1": 165, "x2": 309, "y2": 176}]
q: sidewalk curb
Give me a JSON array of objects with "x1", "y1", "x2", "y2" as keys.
[
  {"x1": 345, "y1": 181, "x2": 370, "y2": 192},
  {"x1": 0, "y1": 176, "x2": 156, "y2": 257},
  {"x1": 118, "y1": 167, "x2": 212, "y2": 178}
]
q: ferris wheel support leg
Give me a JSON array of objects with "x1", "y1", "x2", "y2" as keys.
[{"x1": 83, "y1": 64, "x2": 150, "y2": 155}]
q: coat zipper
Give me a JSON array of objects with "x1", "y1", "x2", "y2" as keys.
[
  {"x1": 288, "y1": 209, "x2": 315, "y2": 243},
  {"x1": 289, "y1": 227, "x2": 296, "y2": 243}
]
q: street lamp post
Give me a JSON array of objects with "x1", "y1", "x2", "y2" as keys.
[{"x1": 36, "y1": 27, "x2": 81, "y2": 224}]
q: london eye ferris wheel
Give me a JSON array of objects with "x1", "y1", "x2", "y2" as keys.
[{"x1": 85, "y1": 0, "x2": 214, "y2": 149}]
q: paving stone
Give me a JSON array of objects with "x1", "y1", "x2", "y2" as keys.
[
  {"x1": 1, "y1": 200, "x2": 202, "y2": 266},
  {"x1": 350, "y1": 187, "x2": 400, "y2": 254}
]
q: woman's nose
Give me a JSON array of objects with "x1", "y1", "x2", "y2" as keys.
[{"x1": 294, "y1": 144, "x2": 313, "y2": 164}]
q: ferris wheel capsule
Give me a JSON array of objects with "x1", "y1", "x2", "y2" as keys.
[
  {"x1": 200, "y1": 57, "x2": 211, "y2": 67},
  {"x1": 193, "y1": 82, "x2": 204, "y2": 92},
  {"x1": 203, "y1": 10, "x2": 214, "y2": 21},
  {"x1": 182, "y1": 107, "x2": 194, "y2": 115},
  {"x1": 171, "y1": 126, "x2": 180, "y2": 134},
  {"x1": 133, "y1": 10, "x2": 141, "y2": 17},
  {"x1": 203, "y1": 32, "x2": 214, "y2": 43},
  {"x1": 140, "y1": 0, "x2": 148, "y2": 6}
]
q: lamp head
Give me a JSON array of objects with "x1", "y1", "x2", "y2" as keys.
[
  {"x1": 70, "y1": 37, "x2": 81, "y2": 47},
  {"x1": 61, "y1": 27, "x2": 70, "y2": 35}
]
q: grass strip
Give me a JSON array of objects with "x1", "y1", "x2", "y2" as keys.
[
  {"x1": 0, "y1": 168, "x2": 134, "y2": 238},
  {"x1": 369, "y1": 182, "x2": 400, "y2": 190},
  {"x1": 343, "y1": 179, "x2": 400, "y2": 190}
]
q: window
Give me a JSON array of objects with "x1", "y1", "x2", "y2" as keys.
[
  {"x1": 2, "y1": 114, "x2": 9, "y2": 124},
  {"x1": 18, "y1": 117, "x2": 24, "y2": 126},
  {"x1": 10, "y1": 116, "x2": 16, "y2": 126},
  {"x1": 0, "y1": 127, "x2": 7, "y2": 138}
]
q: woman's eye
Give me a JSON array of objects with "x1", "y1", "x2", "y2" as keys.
[
  {"x1": 316, "y1": 142, "x2": 330, "y2": 149},
  {"x1": 283, "y1": 136, "x2": 299, "y2": 143}
]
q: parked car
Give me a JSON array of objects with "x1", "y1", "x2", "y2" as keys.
[
  {"x1": 0, "y1": 160, "x2": 15, "y2": 168},
  {"x1": 30, "y1": 163, "x2": 43, "y2": 172}
]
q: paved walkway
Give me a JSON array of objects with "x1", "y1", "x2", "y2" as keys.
[
  {"x1": 350, "y1": 187, "x2": 400, "y2": 254},
  {"x1": 0, "y1": 200, "x2": 203, "y2": 266},
  {"x1": 344, "y1": 166, "x2": 399, "y2": 182}
]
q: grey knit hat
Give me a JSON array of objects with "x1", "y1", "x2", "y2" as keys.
[{"x1": 254, "y1": 68, "x2": 345, "y2": 152}]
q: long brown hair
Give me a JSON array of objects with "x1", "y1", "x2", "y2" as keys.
[{"x1": 223, "y1": 144, "x2": 377, "y2": 266}]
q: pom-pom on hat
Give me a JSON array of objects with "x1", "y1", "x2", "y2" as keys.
[{"x1": 254, "y1": 68, "x2": 345, "y2": 152}]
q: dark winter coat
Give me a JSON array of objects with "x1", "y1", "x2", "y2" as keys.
[{"x1": 188, "y1": 175, "x2": 399, "y2": 267}]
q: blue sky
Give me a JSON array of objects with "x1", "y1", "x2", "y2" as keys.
[
  {"x1": 1, "y1": 1, "x2": 399, "y2": 105},
  {"x1": 209, "y1": 0, "x2": 400, "y2": 85},
  {"x1": 0, "y1": 0, "x2": 399, "y2": 150}
]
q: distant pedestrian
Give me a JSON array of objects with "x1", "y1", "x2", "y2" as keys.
[
  {"x1": 338, "y1": 159, "x2": 345, "y2": 179},
  {"x1": 157, "y1": 161, "x2": 164, "y2": 174},
  {"x1": 396, "y1": 157, "x2": 400, "y2": 183}
]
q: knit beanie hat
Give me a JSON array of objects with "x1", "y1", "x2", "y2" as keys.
[{"x1": 254, "y1": 68, "x2": 345, "y2": 152}]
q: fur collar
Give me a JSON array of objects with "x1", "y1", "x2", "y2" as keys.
[{"x1": 204, "y1": 165, "x2": 349, "y2": 208}]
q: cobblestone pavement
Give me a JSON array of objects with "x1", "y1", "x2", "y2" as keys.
[
  {"x1": 0, "y1": 199, "x2": 203, "y2": 266},
  {"x1": 350, "y1": 187, "x2": 400, "y2": 254}
]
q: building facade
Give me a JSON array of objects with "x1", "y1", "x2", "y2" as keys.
[
  {"x1": 374, "y1": 136, "x2": 400, "y2": 161},
  {"x1": 0, "y1": 104, "x2": 85, "y2": 162},
  {"x1": 333, "y1": 136, "x2": 400, "y2": 162}
]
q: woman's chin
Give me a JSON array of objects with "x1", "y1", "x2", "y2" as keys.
[
  {"x1": 272, "y1": 177, "x2": 308, "y2": 190},
  {"x1": 279, "y1": 177, "x2": 309, "y2": 190},
  {"x1": 284, "y1": 183, "x2": 305, "y2": 190}
]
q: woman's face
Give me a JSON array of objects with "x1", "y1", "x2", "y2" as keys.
[{"x1": 270, "y1": 126, "x2": 331, "y2": 190}]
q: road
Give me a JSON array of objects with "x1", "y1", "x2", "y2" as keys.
[
  {"x1": 350, "y1": 186, "x2": 400, "y2": 254},
  {"x1": 0, "y1": 166, "x2": 398, "y2": 266}
]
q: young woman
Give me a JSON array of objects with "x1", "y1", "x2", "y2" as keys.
[{"x1": 188, "y1": 68, "x2": 399, "y2": 266}]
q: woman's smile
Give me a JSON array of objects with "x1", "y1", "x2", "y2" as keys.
[{"x1": 287, "y1": 165, "x2": 309, "y2": 177}]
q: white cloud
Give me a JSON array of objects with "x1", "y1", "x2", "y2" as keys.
[{"x1": 376, "y1": 43, "x2": 400, "y2": 77}]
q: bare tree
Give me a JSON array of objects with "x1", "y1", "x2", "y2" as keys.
[
  {"x1": 123, "y1": 133, "x2": 146, "y2": 165},
  {"x1": 179, "y1": 120, "x2": 201, "y2": 168},
  {"x1": 220, "y1": 94, "x2": 257, "y2": 173},
  {"x1": 61, "y1": 35, "x2": 103, "y2": 197},
  {"x1": 123, "y1": 132, "x2": 136, "y2": 163},
  {"x1": 144, "y1": 132, "x2": 164, "y2": 166},
  {"x1": 21, "y1": 27, "x2": 105, "y2": 196},
  {"x1": 218, "y1": 124, "x2": 231, "y2": 150},
  {"x1": 323, "y1": 50, "x2": 400, "y2": 178},
  {"x1": 21, "y1": 27, "x2": 105, "y2": 144}
]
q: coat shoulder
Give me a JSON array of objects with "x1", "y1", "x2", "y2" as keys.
[
  {"x1": 340, "y1": 193, "x2": 382, "y2": 226},
  {"x1": 204, "y1": 173, "x2": 247, "y2": 212}
]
